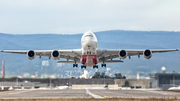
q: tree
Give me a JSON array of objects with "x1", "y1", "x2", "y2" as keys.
[
  {"x1": 92, "y1": 72, "x2": 110, "y2": 78},
  {"x1": 122, "y1": 76, "x2": 126, "y2": 79},
  {"x1": 92, "y1": 72, "x2": 101, "y2": 78},
  {"x1": 105, "y1": 75, "x2": 111, "y2": 78},
  {"x1": 124, "y1": 80, "x2": 129, "y2": 87},
  {"x1": 71, "y1": 77, "x2": 75, "y2": 79},
  {"x1": 100, "y1": 72, "x2": 105, "y2": 78},
  {"x1": 115, "y1": 73, "x2": 122, "y2": 79}
]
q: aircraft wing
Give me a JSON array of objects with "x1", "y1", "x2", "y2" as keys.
[
  {"x1": 1, "y1": 49, "x2": 82, "y2": 62},
  {"x1": 97, "y1": 49, "x2": 179, "y2": 63}
]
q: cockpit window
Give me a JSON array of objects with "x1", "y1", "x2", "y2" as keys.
[{"x1": 85, "y1": 35, "x2": 93, "y2": 37}]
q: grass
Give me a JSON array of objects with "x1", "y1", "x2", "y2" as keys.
[
  {"x1": 164, "y1": 90, "x2": 180, "y2": 93},
  {"x1": 0, "y1": 90, "x2": 9, "y2": 92},
  {"x1": 169, "y1": 90, "x2": 180, "y2": 93},
  {"x1": 0, "y1": 98, "x2": 180, "y2": 101}
]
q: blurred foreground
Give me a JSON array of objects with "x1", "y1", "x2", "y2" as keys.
[{"x1": 0, "y1": 98, "x2": 179, "y2": 101}]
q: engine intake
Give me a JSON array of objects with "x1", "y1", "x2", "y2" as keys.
[
  {"x1": 119, "y1": 50, "x2": 127, "y2": 59},
  {"x1": 27, "y1": 50, "x2": 36, "y2": 60},
  {"x1": 143, "y1": 49, "x2": 152, "y2": 59},
  {"x1": 51, "y1": 50, "x2": 60, "y2": 60}
]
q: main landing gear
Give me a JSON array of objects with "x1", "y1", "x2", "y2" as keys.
[
  {"x1": 81, "y1": 65, "x2": 86, "y2": 69},
  {"x1": 93, "y1": 65, "x2": 98, "y2": 69},
  {"x1": 73, "y1": 64, "x2": 78, "y2": 68},
  {"x1": 101, "y1": 63, "x2": 106, "y2": 67},
  {"x1": 73, "y1": 63, "x2": 106, "y2": 69}
]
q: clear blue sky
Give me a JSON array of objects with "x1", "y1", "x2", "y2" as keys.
[{"x1": 0, "y1": 0, "x2": 180, "y2": 34}]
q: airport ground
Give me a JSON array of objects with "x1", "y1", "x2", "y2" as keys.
[{"x1": 0, "y1": 89, "x2": 180, "y2": 101}]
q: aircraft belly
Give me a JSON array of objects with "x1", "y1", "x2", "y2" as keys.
[{"x1": 82, "y1": 55, "x2": 97, "y2": 67}]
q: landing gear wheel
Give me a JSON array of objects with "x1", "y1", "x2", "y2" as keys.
[
  {"x1": 81, "y1": 65, "x2": 86, "y2": 69},
  {"x1": 93, "y1": 65, "x2": 98, "y2": 69},
  {"x1": 73, "y1": 64, "x2": 78, "y2": 67},
  {"x1": 101, "y1": 64, "x2": 106, "y2": 67}
]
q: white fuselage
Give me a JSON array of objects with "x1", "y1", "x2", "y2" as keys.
[{"x1": 81, "y1": 31, "x2": 98, "y2": 67}]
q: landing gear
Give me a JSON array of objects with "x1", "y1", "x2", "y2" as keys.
[
  {"x1": 101, "y1": 63, "x2": 106, "y2": 67},
  {"x1": 93, "y1": 65, "x2": 98, "y2": 69},
  {"x1": 73, "y1": 64, "x2": 78, "y2": 67},
  {"x1": 81, "y1": 65, "x2": 86, "y2": 69}
]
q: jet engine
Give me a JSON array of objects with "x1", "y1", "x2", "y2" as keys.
[
  {"x1": 51, "y1": 50, "x2": 60, "y2": 60},
  {"x1": 143, "y1": 49, "x2": 152, "y2": 59},
  {"x1": 119, "y1": 50, "x2": 127, "y2": 59},
  {"x1": 27, "y1": 50, "x2": 36, "y2": 60}
]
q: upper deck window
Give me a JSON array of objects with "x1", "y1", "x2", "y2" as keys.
[{"x1": 85, "y1": 35, "x2": 93, "y2": 37}]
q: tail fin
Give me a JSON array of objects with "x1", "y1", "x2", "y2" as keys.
[
  {"x1": 66, "y1": 82, "x2": 69, "y2": 86},
  {"x1": 104, "y1": 83, "x2": 109, "y2": 88}
]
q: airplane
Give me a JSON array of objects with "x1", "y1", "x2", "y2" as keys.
[{"x1": 1, "y1": 30, "x2": 179, "y2": 69}]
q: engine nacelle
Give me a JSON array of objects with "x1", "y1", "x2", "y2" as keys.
[
  {"x1": 27, "y1": 50, "x2": 36, "y2": 60},
  {"x1": 143, "y1": 49, "x2": 152, "y2": 59},
  {"x1": 51, "y1": 50, "x2": 60, "y2": 60},
  {"x1": 119, "y1": 50, "x2": 128, "y2": 59}
]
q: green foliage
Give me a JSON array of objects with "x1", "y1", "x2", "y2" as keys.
[
  {"x1": 92, "y1": 72, "x2": 126, "y2": 79},
  {"x1": 115, "y1": 73, "x2": 126, "y2": 79},
  {"x1": 92, "y1": 72, "x2": 110, "y2": 78},
  {"x1": 92, "y1": 72, "x2": 100, "y2": 78},
  {"x1": 124, "y1": 80, "x2": 129, "y2": 87},
  {"x1": 115, "y1": 73, "x2": 122, "y2": 79}
]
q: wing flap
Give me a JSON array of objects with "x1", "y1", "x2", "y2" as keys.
[
  {"x1": 104, "y1": 60, "x2": 123, "y2": 63},
  {"x1": 57, "y1": 61, "x2": 79, "y2": 63}
]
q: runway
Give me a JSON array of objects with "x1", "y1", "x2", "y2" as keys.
[{"x1": 0, "y1": 89, "x2": 180, "y2": 99}]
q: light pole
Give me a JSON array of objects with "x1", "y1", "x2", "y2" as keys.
[
  {"x1": 16, "y1": 78, "x2": 18, "y2": 86},
  {"x1": 173, "y1": 71, "x2": 175, "y2": 86},
  {"x1": 104, "y1": 72, "x2": 105, "y2": 85},
  {"x1": 50, "y1": 77, "x2": 52, "y2": 89}
]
